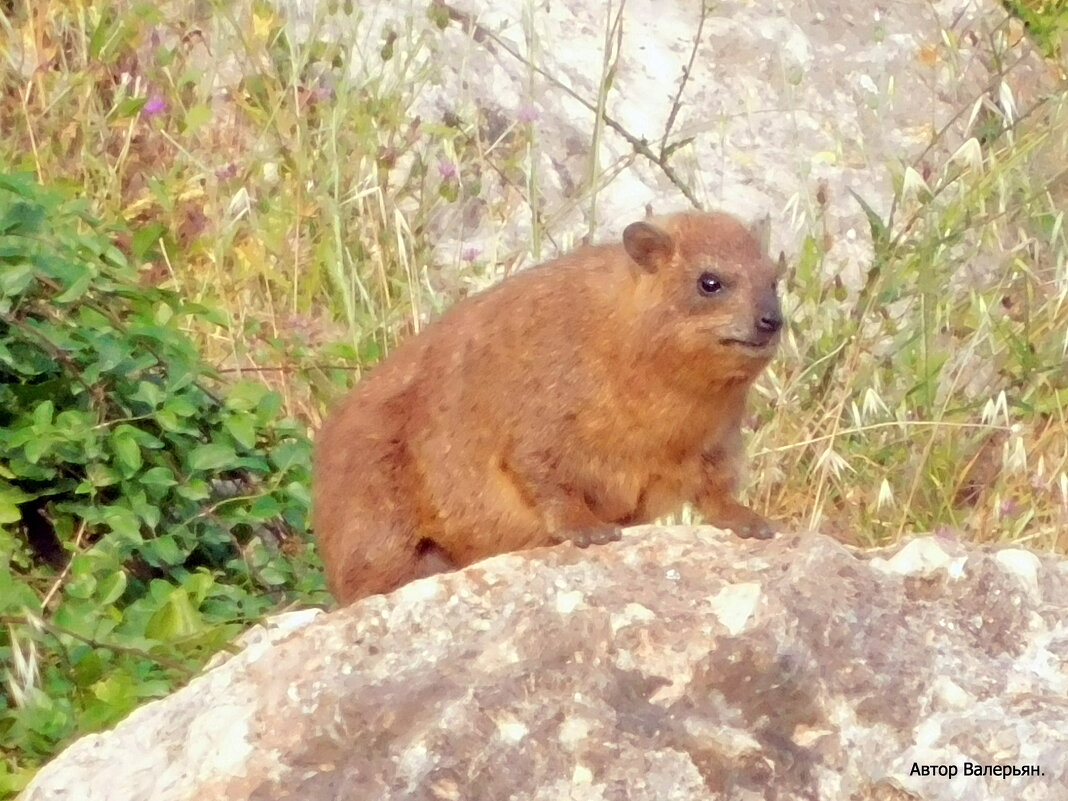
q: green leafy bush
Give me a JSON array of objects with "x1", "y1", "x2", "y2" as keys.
[{"x1": 0, "y1": 171, "x2": 326, "y2": 793}]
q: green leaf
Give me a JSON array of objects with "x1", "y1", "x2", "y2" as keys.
[
  {"x1": 0, "y1": 170, "x2": 39, "y2": 196},
  {"x1": 0, "y1": 200, "x2": 45, "y2": 235},
  {"x1": 142, "y1": 534, "x2": 184, "y2": 567},
  {"x1": 97, "y1": 570, "x2": 128, "y2": 605},
  {"x1": 0, "y1": 760, "x2": 35, "y2": 794},
  {"x1": 32, "y1": 400, "x2": 55, "y2": 428},
  {"x1": 53, "y1": 264, "x2": 93, "y2": 303},
  {"x1": 131, "y1": 379, "x2": 166, "y2": 409},
  {"x1": 130, "y1": 223, "x2": 166, "y2": 258},
  {"x1": 255, "y1": 390, "x2": 283, "y2": 422},
  {"x1": 115, "y1": 96, "x2": 147, "y2": 118},
  {"x1": 127, "y1": 488, "x2": 160, "y2": 529},
  {"x1": 0, "y1": 263, "x2": 34, "y2": 296},
  {"x1": 85, "y1": 671, "x2": 139, "y2": 730},
  {"x1": 249, "y1": 495, "x2": 281, "y2": 518},
  {"x1": 0, "y1": 482, "x2": 35, "y2": 524},
  {"x1": 182, "y1": 570, "x2": 215, "y2": 605},
  {"x1": 52, "y1": 597, "x2": 101, "y2": 640},
  {"x1": 110, "y1": 428, "x2": 142, "y2": 474},
  {"x1": 37, "y1": 256, "x2": 93, "y2": 300},
  {"x1": 0, "y1": 500, "x2": 21, "y2": 524},
  {"x1": 70, "y1": 649, "x2": 105, "y2": 688},
  {"x1": 87, "y1": 14, "x2": 114, "y2": 59},
  {"x1": 188, "y1": 442, "x2": 238, "y2": 471},
  {"x1": 269, "y1": 439, "x2": 308, "y2": 473},
  {"x1": 224, "y1": 380, "x2": 270, "y2": 412},
  {"x1": 66, "y1": 571, "x2": 98, "y2": 600},
  {"x1": 140, "y1": 466, "x2": 177, "y2": 488},
  {"x1": 849, "y1": 189, "x2": 889, "y2": 248},
  {"x1": 24, "y1": 436, "x2": 53, "y2": 464},
  {"x1": 0, "y1": 556, "x2": 42, "y2": 612},
  {"x1": 162, "y1": 394, "x2": 199, "y2": 418},
  {"x1": 145, "y1": 587, "x2": 205, "y2": 640},
  {"x1": 85, "y1": 462, "x2": 120, "y2": 488},
  {"x1": 258, "y1": 562, "x2": 289, "y2": 586},
  {"x1": 283, "y1": 480, "x2": 311, "y2": 508},
  {"x1": 92, "y1": 671, "x2": 135, "y2": 706},
  {"x1": 183, "y1": 105, "x2": 212, "y2": 133},
  {"x1": 154, "y1": 408, "x2": 180, "y2": 431},
  {"x1": 101, "y1": 505, "x2": 142, "y2": 541},
  {"x1": 176, "y1": 478, "x2": 211, "y2": 501},
  {"x1": 55, "y1": 409, "x2": 94, "y2": 439},
  {"x1": 224, "y1": 412, "x2": 257, "y2": 449}
]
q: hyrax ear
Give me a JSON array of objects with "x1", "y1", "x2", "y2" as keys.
[
  {"x1": 623, "y1": 221, "x2": 673, "y2": 274},
  {"x1": 751, "y1": 214, "x2": 772, "y2": 254}
]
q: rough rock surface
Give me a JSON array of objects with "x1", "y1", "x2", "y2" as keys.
[
  {"x1": 279, "y1": 0, "x2": 1053, "y2": 283},
  {"x1": 21, "y1": 529, "x2": 1068, "y2": 800}
]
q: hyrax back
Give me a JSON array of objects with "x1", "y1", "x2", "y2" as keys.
[{"x1": 313, "y1": 211, "x2": 784, "y2": 604}]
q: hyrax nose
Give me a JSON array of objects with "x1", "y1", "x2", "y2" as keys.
[
  {"x1": 757, "y1": 311, "x2": 783, "y2": 334},
  {"x1": 752, "y1": 289, "x2": 782, "y2": 339}
]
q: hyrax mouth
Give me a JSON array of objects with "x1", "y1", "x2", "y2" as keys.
[{"x1": 720, "y1": 337, "x2": 777, "y2": 351}]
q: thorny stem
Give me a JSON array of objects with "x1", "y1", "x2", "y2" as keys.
[
  {"x1": 660, "y1": 1, "x2": 711, "y2": 161},
  {"x1": 433, "y1": 0, "x2": 702, "y2": 208}
]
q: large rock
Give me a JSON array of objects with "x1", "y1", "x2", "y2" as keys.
[
  {"x1": 279, "y1": 0, "x2": 1053, "y2": 281},
  {"x1": 21, "y1": 529, "x2": 1068, "y2": 800}
]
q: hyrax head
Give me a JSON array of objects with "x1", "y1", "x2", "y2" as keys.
[{"x1": 622, "y1": 211, "x2": 784, "y2": 375}]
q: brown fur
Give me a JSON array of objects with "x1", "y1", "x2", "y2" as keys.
[{"x1": 312, "y1": 211, "x2": 784, "y2": 604}]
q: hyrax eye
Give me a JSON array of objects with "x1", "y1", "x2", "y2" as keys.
[{"x1": 698, "y1": 272, "x2": 724, "y2": 295}]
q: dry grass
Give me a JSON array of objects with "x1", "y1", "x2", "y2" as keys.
[{"x1": 751, "y1": 87, "x2": 1068, "y2": 548}]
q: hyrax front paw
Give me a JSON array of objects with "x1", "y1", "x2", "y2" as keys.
[
  {"x1": 552, "y1": 525, "x2": 622, "y2": 548},
  {"x1": 713, "y1": 507, "x2": 777, "y2": 540},
  {"x1": 731, "y1": 516, "x2": 776, "y2": 540}
]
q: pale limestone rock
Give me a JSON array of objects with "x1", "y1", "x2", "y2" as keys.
[
  {"x1": 21, "y1": 530, "x2": 1068, "y2": 801},
  {"x1": 277, "y1": 0, "x2": 1051, "y2": 290}
]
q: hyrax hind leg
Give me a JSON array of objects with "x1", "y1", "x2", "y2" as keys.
[
  {"x1": 497, "y1": 448, "x2": 623, "y2": 549},
  {"x1": 326, "y1": 519, "x2": 460, "y2": 605}
]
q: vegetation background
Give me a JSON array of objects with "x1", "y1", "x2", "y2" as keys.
[{"x1": 0, "y1": 0, "x2": 1065, "y2": 793}]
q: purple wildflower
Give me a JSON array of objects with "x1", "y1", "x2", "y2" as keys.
[
  {"x1": 142, "y1": 94, "x2": 166, "y2": 117},
  {"x1": 998, "y1": 498, "x2": 1019, "y2": 517},
  {"x1": 461, "y1": 245, "x2": 480, "y2": 262},
  {"x1": 308, "y1": 84, "x2": 333, "y2": 104},
  {"x1": 933, "y1": 525, "x2": 957, "y2": 541},
  {"x1": 437, "y1": 159, "x2": 458, "y2": 179},
  {"x1": 517, "y1": 104, "x2": 540, "y2": 123}
]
